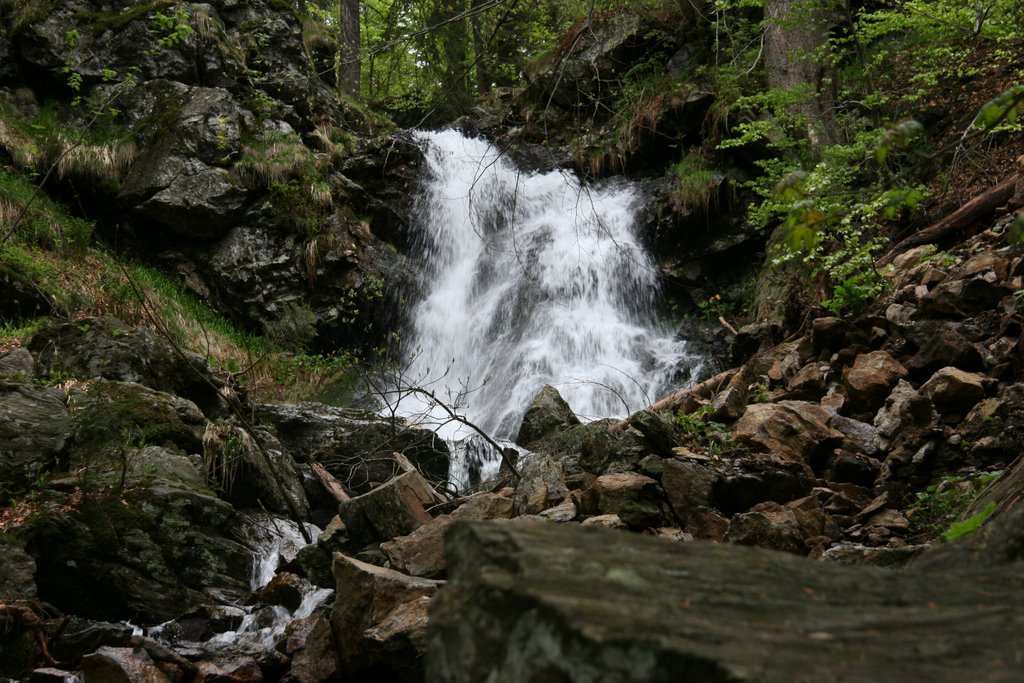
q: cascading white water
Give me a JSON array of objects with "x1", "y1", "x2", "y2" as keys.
[{"x1": 396, "y1": 130, "x2": 700, "y2": 483}]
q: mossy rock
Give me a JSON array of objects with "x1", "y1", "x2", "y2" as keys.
[{"x1": 66, "y1": 380, "x2": 206, "y2": 484}]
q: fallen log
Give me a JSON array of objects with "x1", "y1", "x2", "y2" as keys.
[
  {"x1": 610, "y1": 369, "x2": 736, "y2": 432},
  {"x1": 877, "y1": 174, "x2": 1019, "y2": 266},
  {"x1": 427, "y1": 521, "x2": 1024, "y2": 683}
]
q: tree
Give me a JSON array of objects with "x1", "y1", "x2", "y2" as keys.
[{"x1": 339, "y1": 0, "x2": 361, "y2": 96}]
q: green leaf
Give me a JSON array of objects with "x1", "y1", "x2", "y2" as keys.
[
  {"x1": 774, "y1": 170, "x2": 808, "y2": 201},
  {"x1": 975, "y1": 85, "x2": 1024, "y2": 131},
  {"x1": 1008, "y1": 211, "x2": 1024, "y2": 244},
  {"x1": 941, "y1": 502, "x2": 997, "y2": 542},
  {"x1": 875, "y1": 120, "x2": 923, "y2": 165}
]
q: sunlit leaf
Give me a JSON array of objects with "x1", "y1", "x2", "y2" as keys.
[
  {"x1": 786, "y1": 224, "x2": 816, "y2": 251},
  {"x1": 774, "y1": 170, "x2": 808, "y2": 201}
]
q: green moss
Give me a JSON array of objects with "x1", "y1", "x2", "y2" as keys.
[{"x1": 77, "y1": 0, "x2": 175, "y2": 33}]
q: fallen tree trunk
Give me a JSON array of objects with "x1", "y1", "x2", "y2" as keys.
[
  {"x1": 610, "y1": 369, "x2": 736, "y2": 432},
  {"x1": 427, "y1": 521, "x2": 1024, "y2": 683},
  {"x1": 878, "y1": 174, "x2": 1019, "y2": 266}
]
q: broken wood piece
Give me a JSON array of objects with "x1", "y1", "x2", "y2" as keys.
[{"x1": 310, "y1": 461, "x2": 351, "y2": 503}]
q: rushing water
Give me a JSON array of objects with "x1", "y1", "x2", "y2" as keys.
[{"x1": 394, "y1": 131, "x2": 700, "y2": 484}]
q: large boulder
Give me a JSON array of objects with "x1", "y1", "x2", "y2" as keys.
[
  {"x1": 732, "y1": 400, "x2": 844, "y2": 469},
  {"x1": 332, "y1": 553, "x2": 442, "y2": 683},
  {"x1": 22, "y1": 486, "x2": 253, "y2": 623},
  {"x1": 426, "y1": 521, "x2": 1024, "y2": 683},
  {"x1": 28, "y1": 317, "x2": 226, "y2": 416},
  {"x1": 0, "y1": 383, "x2": 70, "y2": 497},
  {"x1": 514, "y1": 385, "x2": 580, "y2": 447}
]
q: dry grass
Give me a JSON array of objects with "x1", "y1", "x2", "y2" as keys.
[{"x1": 52, "y1": 136, "x2": 137, "y2": 185}]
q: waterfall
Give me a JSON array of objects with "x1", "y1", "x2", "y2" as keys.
[{"x1": 394, "y1": 130, "x2": 699, "y2": 480}]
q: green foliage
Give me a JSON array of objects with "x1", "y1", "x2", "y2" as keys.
[
  {"x1": 150, "y1": 8, "x2": 193, "y2": 47},
  {"x1": 666, "y1": 405, "x2": 733, "y2": 454},
  {"x1": 697, "y1": 293, "x2": 734, "y2": 321},
  {"x1": 909, "y1": 471, "x2": 1002, "y2": 542}
]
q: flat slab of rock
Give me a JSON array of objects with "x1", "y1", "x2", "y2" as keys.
[{"x1": 427, "y1": 521, "x2": 1024, "y2": 683}]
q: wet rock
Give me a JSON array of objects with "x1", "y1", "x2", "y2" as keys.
[
  {"x1": 203, "y1": 424, "x2": 311, "y2": 521},
  {"x1": 919, "y1": 367, "x2": 988, "y2": 415},
  {"x1": 588, "y1": 472, "x2": 663, "y2": 529},
  {"x1": 339, "y1": 471, "x2": 438, "y2": 546},
  {"x1": 0, "y1": 383, "x2": 70, "y2": 497},
  {"x1": 428, "y1": 521, "x2": 1024, "y2": 682},
  {"x1": 257, "y1": 403, "x2": 450, "y2": 496},
  {"x1": 259, "y1": 572, "x2": 306, "y2": 612},
  {"x1": 193, "y1": 656, "x2": 263, "y2": 683},
  {"x1": 514, "y1": 385, "x2": 580, "y2": 447},
  {"x1": 841, "y1": 350, "x2": 908, "y2": 414},
  {"x1": 514, "y1": 455, "x2": 569, "y2": 515},
  {"x1": 282, "y1": 614, "x2": 337, "y2": 683},
  {"x1": 82, "y1": 646, "x2": 171, "y2": 683},
  {"x1": 25, "y1": 486, "x2": 252, "y2": 624},
  {"x1": 50, "y1": 618, "x2": 134, "y2": 665},
  {"x1": 331, "y1": 553, "x2": 442, "y2": 683}
]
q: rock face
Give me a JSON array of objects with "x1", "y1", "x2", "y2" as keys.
[
  {"x1": 426, "y1": 521, "x2": 1024, "y2": 683},
  {"x1": 0, "y1": 383, "x2": 70, "y2": 497}
]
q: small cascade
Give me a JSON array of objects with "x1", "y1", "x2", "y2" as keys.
[
  {"x1": 143, "y1": 514, "x2": 333, "y2": 657},
  {"x1": 394, "y1": 130, "x2": 702, "y2": 486}
]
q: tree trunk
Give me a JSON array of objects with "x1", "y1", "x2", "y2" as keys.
[
  {"x1": 338, "y1": 0, "x2": 361, "y2": 97},
  {"x1": 763, "y1": 0, "x2": 835, "y2": 146}
]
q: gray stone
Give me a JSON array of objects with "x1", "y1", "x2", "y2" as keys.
[
  {"x1": 661, "y1": 458, "x2": 717, "y2": 518},
  {"x1": 514, "y1": 455, "x2": 569, "y2": 516},
  {"x1": 0, "y1": 543, "x2": 37, "y2": 599},
  {"x1": 0, "y1": 347, "x2": 35, "y2": 379},
  {"x1": 0, "y1": 383, "x2": 70, "y2": 496},
  {"x1": 514, "y1": 385, "x2": 580, "y2": 447},
  {"x1": 81, "y1": 646, "x2": 171, "y2": 683},
  {"x1": 339, "y1": 470, "x2": 437, "y2": 546}
]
